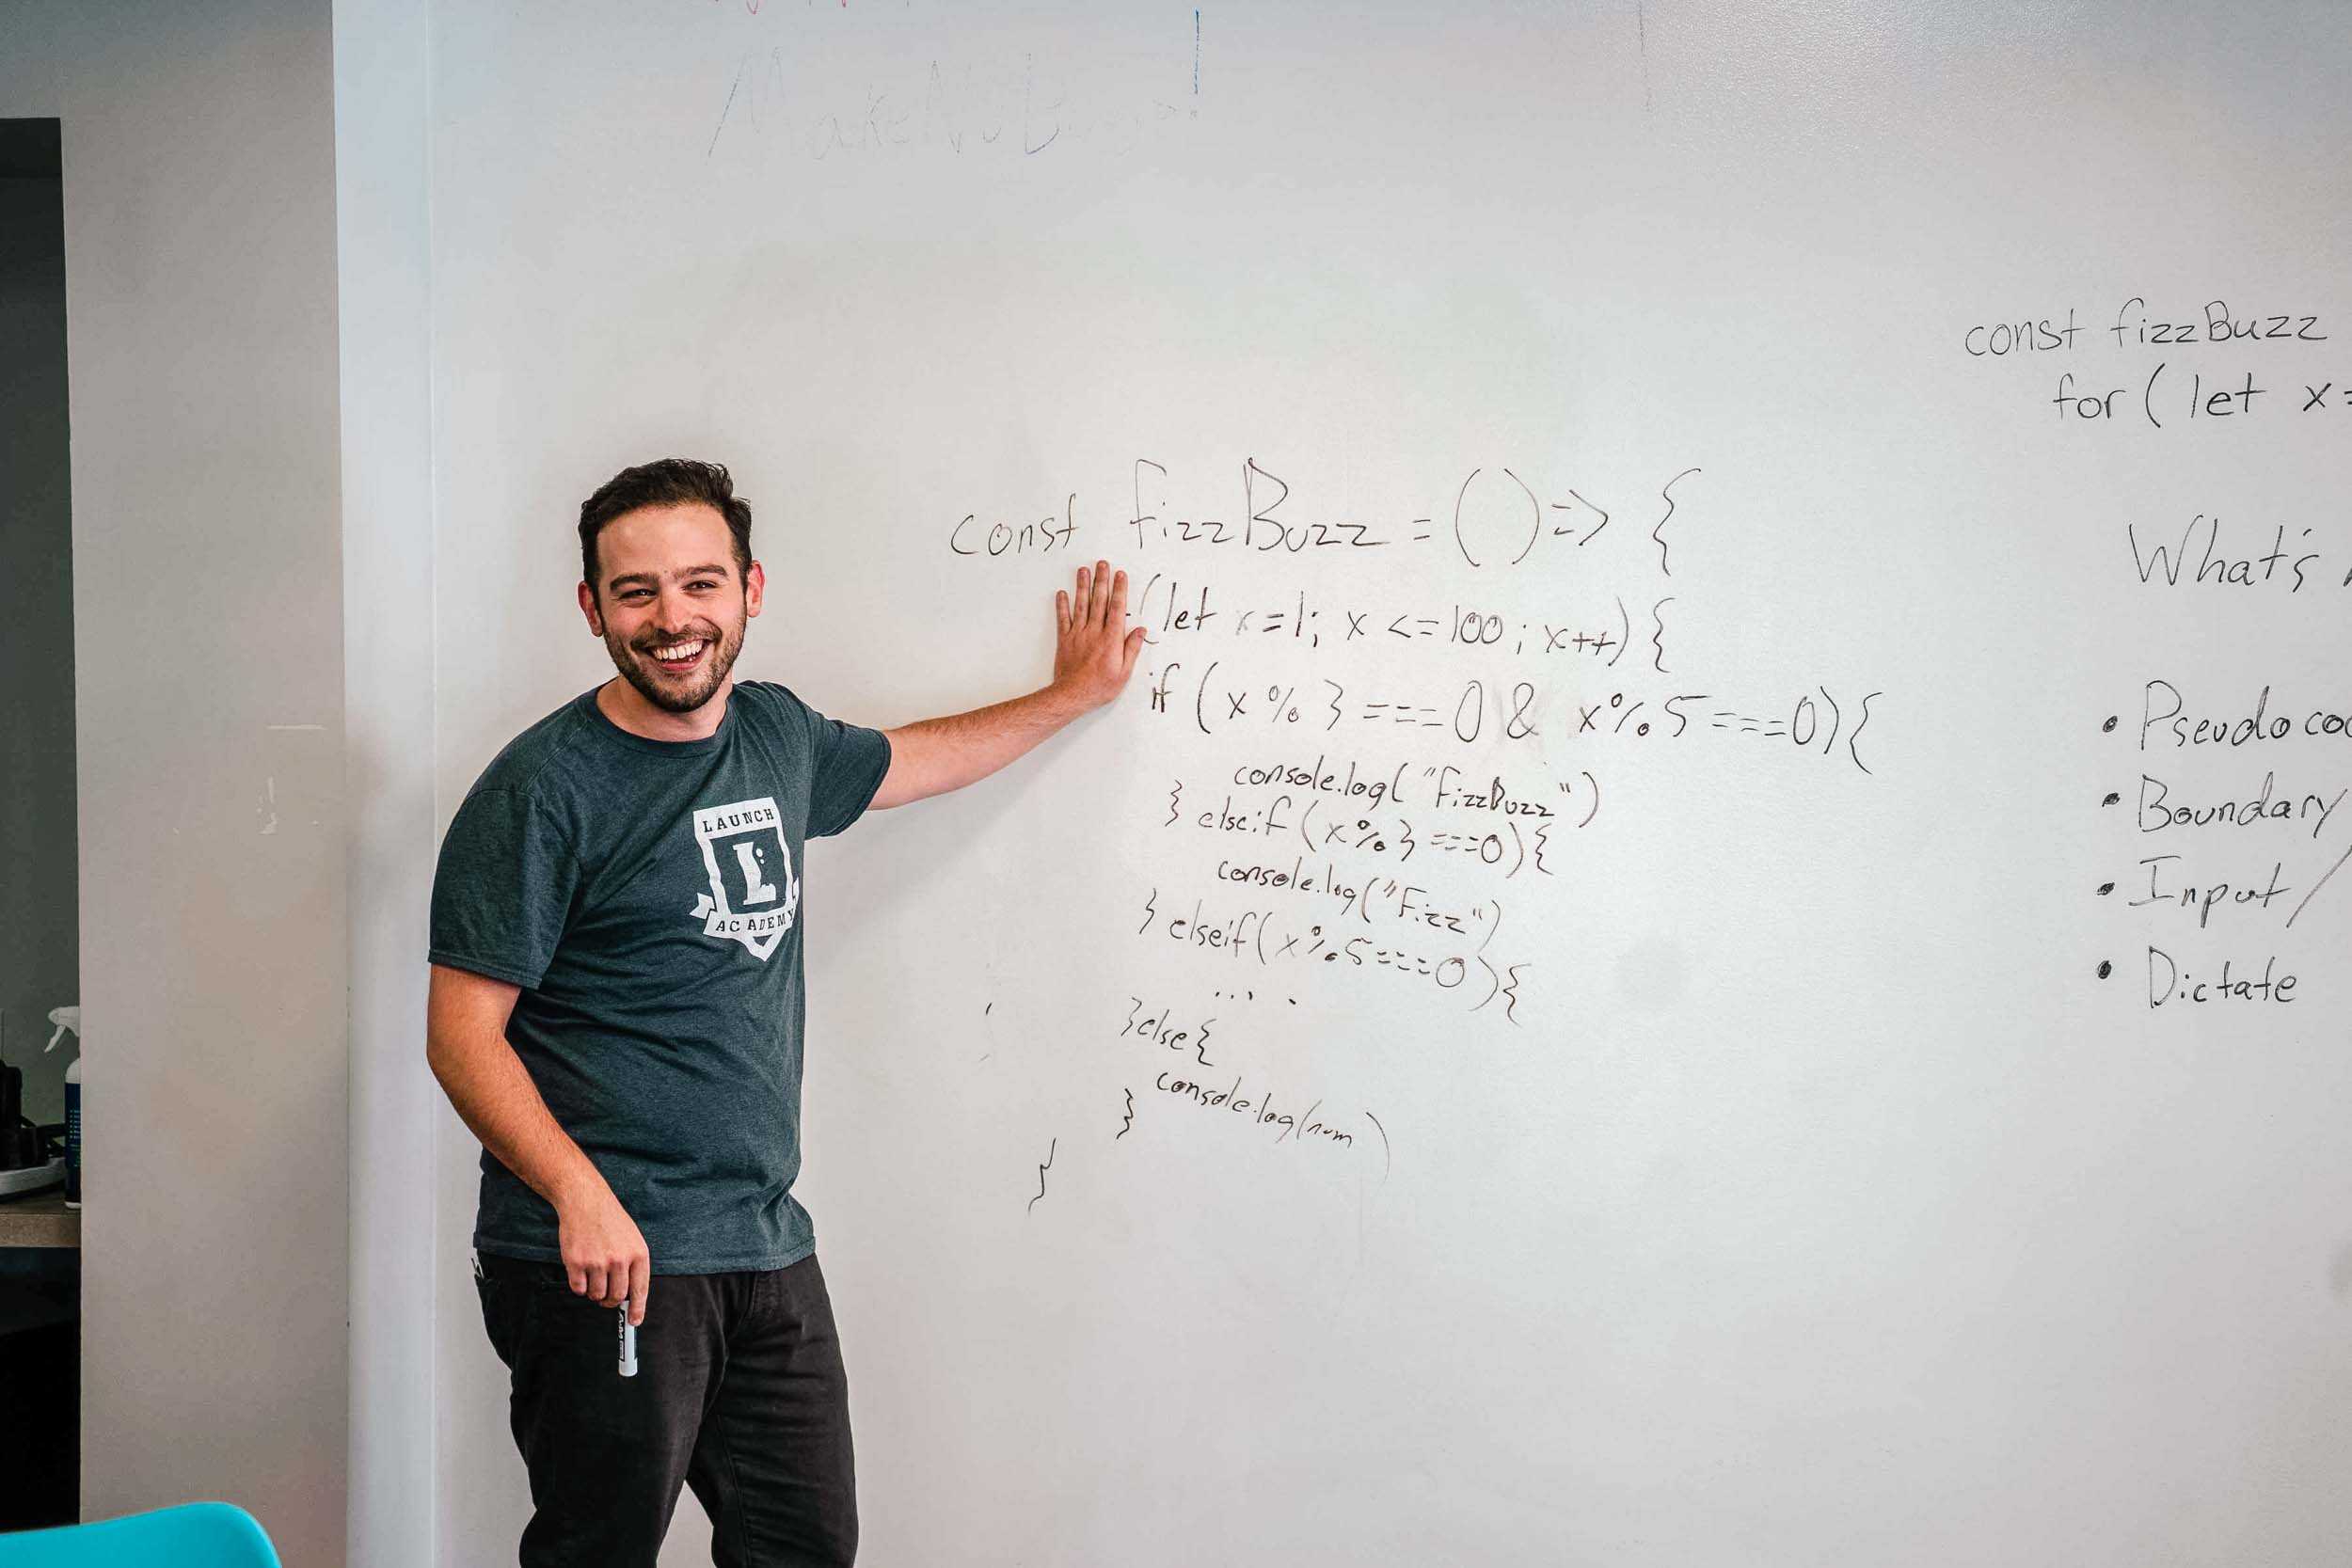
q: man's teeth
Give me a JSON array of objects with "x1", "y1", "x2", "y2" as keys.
[{"x1": 652, "y1": 641, "x2": 707, "y2": 661}]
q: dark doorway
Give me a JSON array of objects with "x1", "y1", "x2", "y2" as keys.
[{"x1": 0, "y1": 114, "x2": 81, "y2": 1531}]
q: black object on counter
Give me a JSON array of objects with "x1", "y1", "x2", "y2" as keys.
[{"x1": 0, "y1": 1064, "x2": 21, "y2": 1172}]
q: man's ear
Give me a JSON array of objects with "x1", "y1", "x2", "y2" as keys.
[
  {"x1": 744, "y1": 560, "x2": 765, "y2": 619},
  {"x1": 578, "y1": 579, "x2": 605, "y2": 636}
]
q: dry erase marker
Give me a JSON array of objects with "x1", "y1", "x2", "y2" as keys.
[{"x1": 617, "y1": 1307, "x2": 638, "y2": 1377}]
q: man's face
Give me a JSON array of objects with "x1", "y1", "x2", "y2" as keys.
[{"x1": 578, "y1": 501, "x2": 764, "y2": 715}]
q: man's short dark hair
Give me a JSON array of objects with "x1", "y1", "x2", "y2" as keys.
[{"x1": 578, "y1": 459, "x2": 755, "y2": 598}]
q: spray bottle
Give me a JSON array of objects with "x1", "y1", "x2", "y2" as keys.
[{"x1": 45, "y1": 1006, "x2": 79, "y2": 1208}]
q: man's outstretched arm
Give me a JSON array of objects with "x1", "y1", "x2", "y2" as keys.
[{"x1": 868, "y1": 558, "x2": 1145, "y2": 810}]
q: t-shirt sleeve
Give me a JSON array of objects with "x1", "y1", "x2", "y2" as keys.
[
  {"x1": 429, "y1": 787, "x2": 581, "y2": 988},
  {"x1": 782, "y1": 688, "x2": 892, "y2": 839}
]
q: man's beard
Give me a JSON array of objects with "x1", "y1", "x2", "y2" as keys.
[{"x1": 603, "y1": 617, "x2": 744, "y2": 715}]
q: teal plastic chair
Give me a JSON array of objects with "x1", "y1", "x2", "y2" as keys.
[{"x1": 0, "y1": 1502, "x2": 280, "y2": 1566}]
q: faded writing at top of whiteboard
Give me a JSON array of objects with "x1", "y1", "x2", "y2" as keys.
[
  {"x1": 708, "y1": 42, "x2": 1198, "y2": 161},
  {"x1": 1958, "y1": 297, "x2": 2339, "y2": 427}
]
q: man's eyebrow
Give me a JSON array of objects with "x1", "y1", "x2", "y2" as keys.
[{"x1": 605, "y1": 563, "x2": 734, "y2": 590}]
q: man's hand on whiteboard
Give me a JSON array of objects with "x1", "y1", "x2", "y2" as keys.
[
  {"x1": 1051, "y1": 559, "x2": 1149, "y2": 711},
  {"x1": 867, "y1": 559, "x2": 1145, "y2": 810}
]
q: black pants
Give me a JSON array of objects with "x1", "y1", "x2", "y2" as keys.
[{"x1": 474, "y1": 1249, "x2": 858, "y2": 1566}]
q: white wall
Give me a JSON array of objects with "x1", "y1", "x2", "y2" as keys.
[
  {"x1": 333, "y1": 0, "x2": 437, "y2": 1562},
  {"x1": 0, "y1": 3, "x2": 347, "y2": 1560}
]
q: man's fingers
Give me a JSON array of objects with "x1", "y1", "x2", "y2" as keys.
[
  {"x1": 628, "y1": 1256, "x2": 650, "y2": 1327},
  {"x1": 580, "y1": 1262, "x2": 605, "y2": 1302},
  {"x1": 1059, "y1": 562, "x2": 1138, "y2": 675},
  {"x1": 567, "y1": 1262, "x2": 587, "y2": 1295}
]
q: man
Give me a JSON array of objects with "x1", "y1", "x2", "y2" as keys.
[{"x1": 427, "y1": 458, "x2": 1142, "y2": 1565}]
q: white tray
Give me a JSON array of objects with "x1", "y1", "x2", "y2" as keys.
[{"x1": 0, "y1": 1157, "x2": 66, "y2": 1198}]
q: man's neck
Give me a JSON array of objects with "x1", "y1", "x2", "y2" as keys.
[{"x1": 596, "y1": 674, "x2": 735, "y2": 743}]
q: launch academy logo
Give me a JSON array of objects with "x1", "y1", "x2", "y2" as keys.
[{"x1": 689, "y1": 796, "x2": 800, "y2": 961}]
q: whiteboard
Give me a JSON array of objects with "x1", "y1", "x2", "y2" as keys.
[{"x1": 424, "y1": 4, "x2": 2352, "y2": 1563}]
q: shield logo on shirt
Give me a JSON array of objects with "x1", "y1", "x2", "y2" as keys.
[{"x1": 688, "y1": 796, "x2": 800, "y2": 961}]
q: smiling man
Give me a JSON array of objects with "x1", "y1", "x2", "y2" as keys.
[{"x1": 426, "y1": 458, "x2": 1142, "y2": 1566}]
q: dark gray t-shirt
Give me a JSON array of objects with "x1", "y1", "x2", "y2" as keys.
[{"x1": 429, "y1": 679, "x2": 891, "y2": 1274}]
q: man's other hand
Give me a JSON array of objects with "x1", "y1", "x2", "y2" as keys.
[
  {"x1": 558, "y1": 1183, "x2": 652, "y2": 1326},
  {"x1": 1052, "y1": 559, "x2": 1147, "y2": 711}
]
